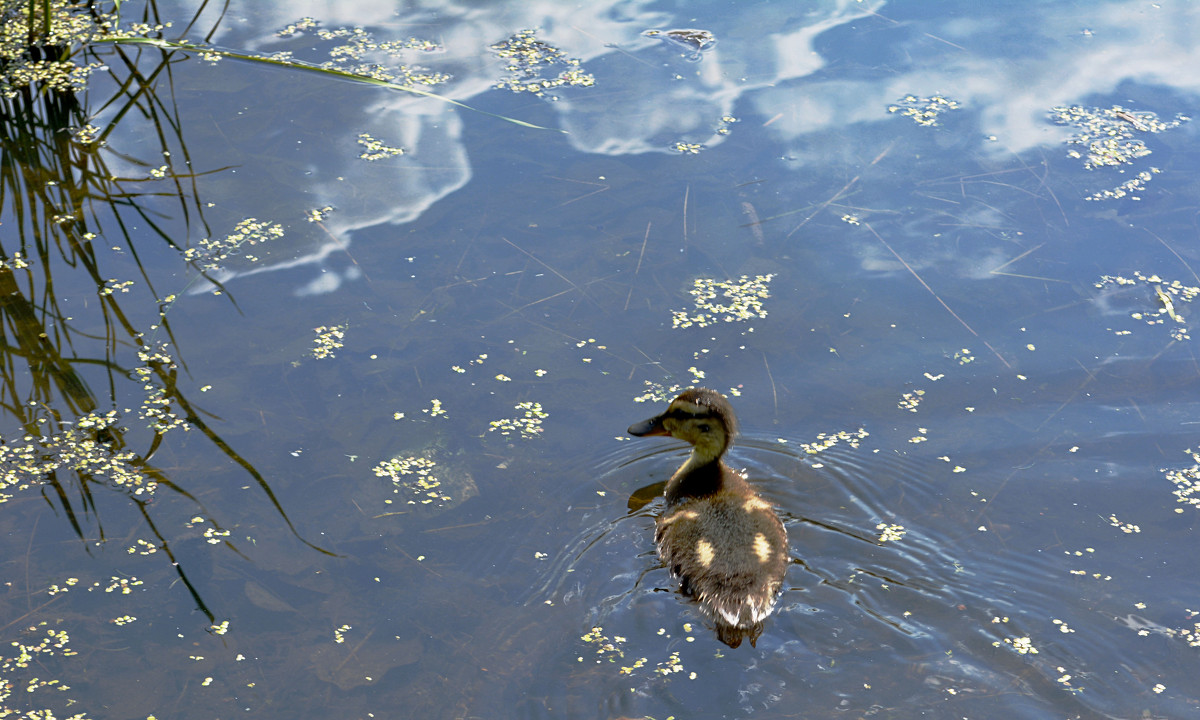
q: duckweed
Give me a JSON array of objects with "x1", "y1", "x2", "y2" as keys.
[
  {"x1": 1107, "y1": 515, "x2": 1140, "y2": 534},
  {"x1": 1086, "y1": 168, "x2": 1161, "y2": 201},
  {"x1": 373, "y1": 455, "x2": 452, "y2": 506},
  {"x1": 103, "y1": 575, "x2": 143, "y2": 594},
  {"x1": 799, "y1": 428, "x2": 870, "y2": 455},
  {"x1": 491, "y1": 29, "x2": 594, "y2": 98},
  {"x1": 1050, "y1": 105, "x2": 1187, "y2": 169},
  {"x1": 994, "y1": 636, "x2": 1038, "y2": 655},
  {"x1": 0, "y1": 251, "x2": 29, "y2": 270},
  {"x1": 312, "y1": 325, "x2": 347, "y2": 360},
  {"x1": 184, "y1": 218, "x2": 284, "y2": 273},
  {"x1": 579, "y1": 625, "x2": 695, "y2": 681},
  {"x1": 275, "y1": 19, "x2": 447, "y2": 87},
  {"x1": 1163, "y1": 450, "x2": 1200, "y2": 514},
  {"x1": 0, "y1": 623, "x2": 83, "y2": 715},
  {"x1": 897, "y1": 389, "x2": 924, "y2": 412},
  {"x1": 356, "y1": 133, "x2": 404, "y2": 161},
  {"x1": 1051, "y1": 619, "x2": 1075, "y2": 634},
  {"x1": 127, "y1": 539, "x2": 158, "y2": 556},
  {"x1": 422, "y1": 399, "x2": 448, "y2": 418},
  {"x1": 487, "y1": 401, "x2": 547, "y2": 439},
  {"x1": 887, "y1": 94, "x2": 961, "y2": 127},
  {"x1": 671, "y1": 275, "x2": 775, "y2": 329},
  {"x1": 306, "y1": 206, "x2": 335, "y2": 222},
  {"x1": 101, "y1": 279, "x2": 135, "y2": 295},
  {"x1": 0, "y1": 410, "x2": 158, "y2": 502},
  {"x1": 634, "y1": 381, "x2": 686, "y2": 404},
  {"x1": 0, "y1": 0, "x2": 114, "y2": 97},
  {"x1": 1095, "y1": 272, "x2": 1197, "y2": 341},
  {"x1": 136, "y1": 343, "x2": 187, "y2": 434}
]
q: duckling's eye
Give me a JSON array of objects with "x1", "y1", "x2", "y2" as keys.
[{"x1": 698, "y1": 423, "x2": 712, "y2": 433}]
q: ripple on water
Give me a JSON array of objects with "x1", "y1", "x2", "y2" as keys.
[{"x1": 511, "y1": 420, "x2": 1196, "y2": 718}]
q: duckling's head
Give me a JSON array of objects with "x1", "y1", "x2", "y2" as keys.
[{"x1": 628, "y1": 387, "x2": 738, "y2": 462}]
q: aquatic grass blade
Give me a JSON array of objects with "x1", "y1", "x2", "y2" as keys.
[{"x1": 96, "y1": 36, "x2": 567, "y2": 132}]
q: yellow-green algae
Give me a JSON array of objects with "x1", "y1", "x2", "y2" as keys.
[
  {"x1": 579, "y1": 625, "x2": 698, "y2": 681},
  {"x1": 183, "y1": 218, "x2": 285, "y2": 274},
  {"x1": 799, "y1": 428, "x2": 870, "y2": 456},
  {"x1": 1050, "y1": 104, "x2": 1187, "y2": 169},
  {"x1": 1095, "y1": 271, "x2": 1197, "y2": 341},
  {"x1": 0, "y1": 411, "x2": 157, "y2": 503},
  {"x1": 491, "y1": 29, "x2": 595, "y2": 98},
  {"x1": 356, "y1": 133, "x2": 404, "y2": 162},
  {"x1": 373, "y1": 455, "x2": 453, "y2": 507},
  {"x1": 0, "y1": 0, "x2": 112, "y2": 98},
  {"x1": 1163, "y1": 449, "x2": 1200, "y2": 515},
  {"x1": 487, "y1": 401, "x2": 548, "y2": 440},
  {"x1": 670, "y1": 274, "x2": 775, "y2": 329},
  {"x1": 311, "y1": 325, "x2": 347, "y2": 360},
  {"x1": 887, "y1": 94, "x2": 961, "y2": 127},
  {"x1": 275, "y1": 17, "x2": 447, "y2": 87}
]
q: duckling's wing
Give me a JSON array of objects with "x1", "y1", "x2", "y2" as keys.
[{"x1": 656, "y1": 494, "x2": 788, "y2": 627}]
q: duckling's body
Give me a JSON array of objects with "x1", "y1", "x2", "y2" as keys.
[{"x1": 629, "y1": 388, "x2": 788, "y2": 648}]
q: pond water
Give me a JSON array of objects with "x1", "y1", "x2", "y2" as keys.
[{"x1": 4, "y1": 0, "x2": 1200, "y2": 718}]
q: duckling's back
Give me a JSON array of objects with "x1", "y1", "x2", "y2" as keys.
[{"x1": 656, "y1": 485, "x2": 788, "y2": 645}]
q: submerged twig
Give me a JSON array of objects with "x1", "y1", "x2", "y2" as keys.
[
  {"x1": 762, "y1": 352, "x2": 778, "y2": 416},
  {"x1": 1145, "y1": 229, "x2": 1200, "y2": 286},
  {"x1": 864, "y1": 222, "x2": 1011, "y2": 368},
  {"x1": 989, "y1": 243, "x2": 1068, "y2": 283},
  {"x1": 788, "y1": 142, "x2": 893, "y2": 237},
  {"x1": 624, "y1": 221, "x2": 652, "y2": 311}
]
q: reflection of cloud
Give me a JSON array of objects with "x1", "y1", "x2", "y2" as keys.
[
  {"x1": 757, "y1": 3, "x2": 1198, "y2": 156},
  {"x1": 314, "y1": 106, "x2": 469, "y2": 237},
  {"x1": 726, "y1": 2, "x2": 1200, "y2": 278},
  {"x1": 552, "y1": 1, "x2": 883, "y2": 155},
  {"x1": 143, "y1": 0, "x2": 1200, "y2": 292},
  {"x1": 168, "y1": 0, "x2": 1200, "y2": 292},
  {"x1": 140, "y1": 0, "x2": 889, "y2": 292},
  {"x1": 156, "y1": 0, "x2": 677, "y2": 291}
]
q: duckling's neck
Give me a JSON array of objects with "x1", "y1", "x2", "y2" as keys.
[{"x1": 664, "y1": 449, "x2": 729, "y2": 505}]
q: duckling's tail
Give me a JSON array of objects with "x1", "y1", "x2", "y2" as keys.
[{"x1": 716, "y1": 620, "x2": 763, "y2": 649}]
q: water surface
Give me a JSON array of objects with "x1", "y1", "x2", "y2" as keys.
[{"x1": 3, "y1": 1, "x2": 1200, "y2": 718}]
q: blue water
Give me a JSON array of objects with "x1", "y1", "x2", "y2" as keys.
[{"x1": 3, "y1": 0, "x2": 1200, "y2": 717}]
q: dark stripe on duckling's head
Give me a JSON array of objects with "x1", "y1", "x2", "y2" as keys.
[{"x1": 628, "y1": 388, "x2": 738, "y2": 459}]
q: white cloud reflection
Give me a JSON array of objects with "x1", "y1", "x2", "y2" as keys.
[{"x1": 147, "y1": 0, "x2": 1199, "y2": 292}]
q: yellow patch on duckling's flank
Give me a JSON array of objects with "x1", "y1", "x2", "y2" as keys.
[
  {"x1": 753, "y1": 533, "x2": 772, "y2": 563},
  {"x1": 661, "y1": 509, "x2": 699, "y2": 526},
  {"x1": 743, "y1": 496, "x2": 771, "y2": 513},
  {"x1": 695, "y1": 539, "x2": 715, "y2": 567}
]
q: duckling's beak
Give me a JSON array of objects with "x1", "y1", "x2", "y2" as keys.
[{"x1": 628, "y1": 413, "x2": 670, "y2": 437}]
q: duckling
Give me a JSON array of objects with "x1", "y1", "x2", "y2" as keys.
[{"x1": 628, "y1": 388, "x2": 788, "y2": 648}]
